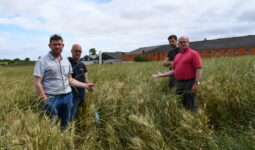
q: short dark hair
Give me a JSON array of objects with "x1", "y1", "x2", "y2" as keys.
[
  {"x1": 168, "y1": 35, "x2": 177, "y2": 41},
  {"x1": 49, "y1": 34, "x2": 63, "y2": 43}
]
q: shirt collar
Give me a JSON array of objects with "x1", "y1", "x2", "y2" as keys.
[
  {"x1": 181, "y1": 47, "x2": 190, "y2": 53},
  {"x1": 68, "y1": 57, "x2": 79, "y2": 64},
  {"x1": 48, "y1": 52, "x2": 62, "y2": 60}
]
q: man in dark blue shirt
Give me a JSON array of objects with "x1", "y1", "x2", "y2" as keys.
[
  {"x1": 163, "y1": 35, "x2": 180, "y2": 89},
  {"x1": 68, "y1": 44, "x2": 90, "y2": 121}
]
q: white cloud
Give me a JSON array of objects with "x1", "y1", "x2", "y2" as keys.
[{"x1": 0, "y1": 0, "x2": 255, "y2": 60}]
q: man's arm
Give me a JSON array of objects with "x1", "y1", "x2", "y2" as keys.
[
  {"x1": 68, "y1": 74, "x2": 95, "y2": 90},
  {"x1": 34, "y1": 76, "x2": 47, "y2": 104},
  {"x1": 195, "y1": 68, "x2": 202, "y2": 83},
  {"x1": 191, "y1": 68, "x2": 202, "y2": 93},
  {"x1": 163, "y1": 57, "x2": 173, "y2": 67},
  {"x1": 152, "y1": 70, "x2": 174, "y2": 78}
]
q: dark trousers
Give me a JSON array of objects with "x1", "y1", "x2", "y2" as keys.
[
  {"x1": 70, "y1": 95, "x2": 85, "y2": 121},
  {"x1": 168, "y1": 75, "x2": 175, "y2": 89},
  {"x1": 175, "y1": 79, "x2": 197, "y2": 112}
]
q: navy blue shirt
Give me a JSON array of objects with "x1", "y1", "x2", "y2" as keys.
[
  {"x1": 167, "y1": 47, "x2": 180, "y2": 61},
  {"x1": 68, "y1": 57, "x2": 88, "y2": 97}
]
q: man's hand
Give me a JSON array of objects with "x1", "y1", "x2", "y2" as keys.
[
  {"x1": 42, "y1": 95, "x2": 47, "y2": 104},
  {"x1": 152, "y1": 72, "x2": 163, "y2": 78},
  {"x1": 85, "y1": 83, "x2": 96, "y2": 90},
  {"x1": 191, "y1": 83, "x2": 198, "y2": 93}
]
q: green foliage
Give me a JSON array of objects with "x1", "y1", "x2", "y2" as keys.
[
  {"x1": 0, "y1": 58, "x2": 34, "y2": 66},
  {"x1": 134, "y1": 55, "x2": 148, "y2": 62},
  {"x1": 0, "y1": 62, "x2": 8, "y2": 65},
  {"x1": 24, "y1": 57, "x2": 30, "y2": 61},
  {"x1": 89, "y1": 48, "x2": 97, "y2": 55},
  {"x1": 14, "y1": 58, "x2": 20, "y2": 61},
  {"x1": 0, "y1": 56, "x2": 255, "y2": 149},
  {"x1": 0, "y1": 59, "x2": 15, "y2": 65}
]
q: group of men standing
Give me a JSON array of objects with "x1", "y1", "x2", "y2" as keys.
[
  {"x1": 34, "y1": 34, "x2": 94, "y2": 131},
  {"x1": 33, "y1": 34, "x2": 202, "y2": 131}
]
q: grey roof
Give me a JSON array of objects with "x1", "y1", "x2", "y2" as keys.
[
  {"x1": 125, "y1": 35, "x2": 255, "y2": 55},
  {"x1": 149, "y1": 45, "x2": 172, "y2": 53},
  {"x1": 126, "y1": 45, "x2": 162, "y2": 55},
  {"x1": 102, "y1": 52, "x2": 125, "y2": 59},
  {"x1": 190, "y1": 35, "x2": 255, "y2": 50}
]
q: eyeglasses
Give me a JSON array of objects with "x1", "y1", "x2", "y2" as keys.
[{"x1": 179, "y1": 41, "x2": 187, "y2": 44}]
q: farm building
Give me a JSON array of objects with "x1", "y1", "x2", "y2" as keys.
[
  {"x1": 101, "y1": 52, "x2": 125, "y2": 64},
  {"x1": 122, "y1": 35, "x2": 255, "y2": 61},
  {"x1": 82, "y1": 52, "x2": 125, "y2": 64}
]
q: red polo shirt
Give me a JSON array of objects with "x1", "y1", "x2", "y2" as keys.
[{"x1": 173, "y1": 47, "x2": 202, "y2": 80}]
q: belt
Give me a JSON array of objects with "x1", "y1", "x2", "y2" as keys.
[
  {"x1": 47, "y1": 92, "x2": 71, "y2": 97},
  {"x1": 176, "y1": 78, "x2": 195, "y2": 82}
]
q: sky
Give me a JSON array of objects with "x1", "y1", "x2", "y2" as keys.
[{"x1": 0, "y1": 0, "x2": 255, "y2": 60}]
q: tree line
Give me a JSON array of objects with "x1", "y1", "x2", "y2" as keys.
[{"x1": 0, "y1": 58, "x2": 31, "y2": 65}]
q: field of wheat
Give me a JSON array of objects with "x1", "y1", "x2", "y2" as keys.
[{"x1": 0, "y1": 56, "x2": 255, "y2": 150}]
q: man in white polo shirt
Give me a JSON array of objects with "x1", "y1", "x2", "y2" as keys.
[{"x1": 34, "y1": 34, "x2": 95, "y2": 131}]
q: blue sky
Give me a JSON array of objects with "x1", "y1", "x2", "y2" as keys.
[
  {"x1": 0, "y1": 0, "x2": 255, "y2": 60},
  {"x1": 95, "y1": 0, "x2": 111, "y2": 3}
]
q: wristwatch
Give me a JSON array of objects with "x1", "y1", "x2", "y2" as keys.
[{"x1": 195, "y1": 81, "x2": 200, "y2": 85}]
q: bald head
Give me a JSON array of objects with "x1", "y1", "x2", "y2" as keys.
[
  {"x1": 72, "y1": 44, "x2": 82, "y2": 51},
  {"x1": 71, "y1": 44, "x2": 83, "y2": 61},
  {"x1": 179, "y1": 36, "x2": 189, "y2": 42}
]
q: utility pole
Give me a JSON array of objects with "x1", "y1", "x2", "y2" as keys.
[{"x1": 99, "y1": 51, "x2": 102, "y2": 64}]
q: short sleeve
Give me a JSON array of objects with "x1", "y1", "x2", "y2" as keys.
[
  {"x1": 68, "y1": 62, "x2": 73, "y2": 74},
  {"x1": 33, "y1": 60, "x2": 44, "y2": 78},
  {"x1": 167, "y1": 52, "x2": 171, "y2": 60},
  {"x1": 168, "y1": 49, "x2": 180, "y2": 61},
  {"x1": 167, "y1": 51, "x2": 175, "y2": 61},
  {"x1": 193, "y1": 52, "x2": 202, "y2": 68}
]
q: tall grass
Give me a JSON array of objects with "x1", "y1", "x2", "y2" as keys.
[{"x1": 0, "y1": 56, "x2": 255, "y2": 149}]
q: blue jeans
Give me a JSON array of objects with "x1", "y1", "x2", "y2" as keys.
[
  {"x1": 70, "y1": 96, "x2": 85, "y2": 121},
  {"x1": 44, "y1": 93, "x2": 73, "y2": 131}
]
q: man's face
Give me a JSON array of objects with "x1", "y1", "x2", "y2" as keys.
[
  {"x1": 49, "y1": 40, "x2": 64, "y2": 55},
  {"x1": 168, "y1": 38, "x2": 178, "y2": 48},
  {"x1": 71, "y1": 45, "x2": 82, "y2": 60},
  {"x1": 178, "y1": 37, "x2": 189, "y2": 50}
]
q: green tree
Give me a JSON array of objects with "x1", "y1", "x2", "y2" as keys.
[
  {"x1": 24, "y1": 57, "x2": 30, "y2": 61},
  {"x1": 134, "y1": 55, "x2": 148, "y2": 62},
  {"x1": 14, "y1": 58, "x2": 20, "y2": 61},
  {"x1": 89, "y1": 48, "x2": 96, "y2": 55}
]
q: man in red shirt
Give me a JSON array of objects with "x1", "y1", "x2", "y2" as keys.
[{"x1": 153, "y1": 36, "x2": 202, "y2": 112}]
